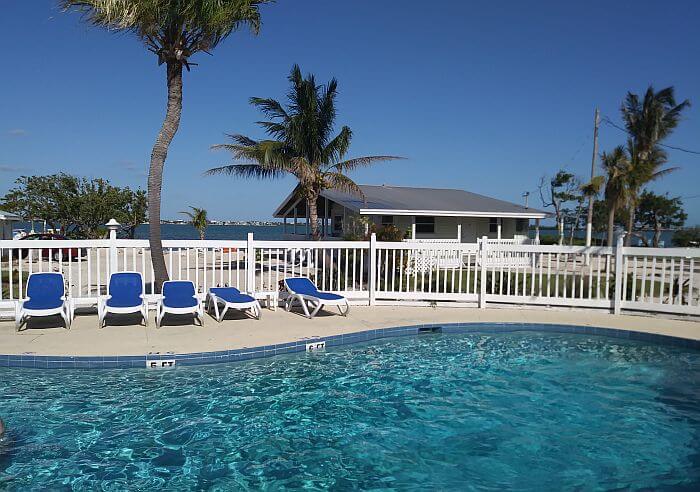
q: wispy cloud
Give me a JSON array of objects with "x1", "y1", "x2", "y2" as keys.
[
  {"x1": 0, "y1": 164, "x2": 30, "y2": 173},
  {"x1": 7, "y1": 129, "x2": 28, "y2": 137},
  {"x1": 116, "y1": 160, "x2": 147, "y2": 177}
]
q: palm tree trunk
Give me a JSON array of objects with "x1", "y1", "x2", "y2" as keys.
[
  {"x1": 607, "y1": 204, "x2": 616, "y2": 247},
  {"x1": 625, "y1": 208, "x2": 635, "y2": 246},
  {"x1": 148, "y1": 60, "x2": 183, "y2": 291},
  {"x1": 308, "y1": 193, "x2": 320, "y2": 240}
]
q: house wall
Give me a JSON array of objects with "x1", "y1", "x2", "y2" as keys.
[
  {"x1": 362, "y1": 214, "x2": 530, "y2": 242},
  {"x1": 1, "y1": 220, "x2": 15, "y2": 240}
]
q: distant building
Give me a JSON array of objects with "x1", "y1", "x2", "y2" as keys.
[
  {"x1": 0, "y1": 209, "x2": 21, "y2": 240},
  {"x1": 273, "y1": 184, "x2": 549, "y2": 242}
]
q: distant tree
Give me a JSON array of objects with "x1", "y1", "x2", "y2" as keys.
[
  {"x1": 635, "y1": 191, "x2": 686, "y2": 247},
  {"x1": 207, "y1": 65, "x2": 403, "y2": 239},
  {"x1": 1, "y1": 174, "x2": 146, "y2": 238},
  {"x1": 61, "y1": 0, "x2": 269, "y2": 289},
  {"x1": 118, "y1": 189, "x2": 148, "y2": 239},
  {"x1": 181, "y1": 206, "x2": 208, "y2": 240},
  {"x1": 538, "y1": 170, "x2": 579, "y2": 245},
  {"x1": 672, "y1": 227, "x2": 700, "y2": 248},
  {"x1": 620, "y1": 86, "x2": 690, "y2": 245}
]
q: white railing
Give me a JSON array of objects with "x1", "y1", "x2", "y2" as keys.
[{"x1": 1, "y1": 232, "x2": 698, "y2": 318}]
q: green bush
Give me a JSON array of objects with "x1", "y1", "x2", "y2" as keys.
[{"x1": 672, "y1": 227, "x2": 700, "y2": 247}]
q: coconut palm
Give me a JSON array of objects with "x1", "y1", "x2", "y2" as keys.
[
  {"x1": 61, "y1": 0, "x2": 268, "y2": 290},
  {"x1": 600, "y1": 146, "x2": 631, "y2": 246},
  {"x1": 206, "y1": 65, "x2": 403, "y2": 239},
  {"x1": 181, "y1": 206, "x2": 208, "y2": 240},
  {"x1": 620, "y1": 86, "x2": 690, "y2": 245}
]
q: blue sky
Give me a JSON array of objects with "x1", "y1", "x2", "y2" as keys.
[{"x1": 2, "y1": 0, "x2": 699, "y2": 223}]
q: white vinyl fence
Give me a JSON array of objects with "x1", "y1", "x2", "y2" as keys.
[{"x1": 1, "y1": 231, "x2": 698, "y2": 318}]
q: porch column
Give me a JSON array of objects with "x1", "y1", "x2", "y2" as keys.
[
  {"x1": 535, "y1": 218, "x2": 540, "y2": 244},
  {"x1": 457, "y1": 223, "x2": 462, "y2": 242},
  {"x1": 411, "y1": 216, "x2": 416, "y2": 240},
  {"x1": 293, "y1": 208, "x2": 297, "y2": 236},
  {"x1": 497, "y1": 218, "x2": 502, "y2": 240},
  {"x1": 324, "y1": 197, "x2": 329, "y2": 238},
  {"x1": 283, "y1": 216, "x2": 287, "y2": 235}
]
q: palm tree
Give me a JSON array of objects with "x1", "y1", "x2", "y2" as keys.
[
  {"x1": 620, "y1": 86, "x2": 690, "y2": 245},
  {"x1": 206, "y1": 65, "x2": 403, "y2": 239},
  {"x1": 61, "y1": 0, "x2": 268, "y2": 290},
  {"x1": 600, "y1": 146, "x2": 631, "y2": 247},
  {"x1": 181, "y1": 206, "x2": 208, "y2": 240}
]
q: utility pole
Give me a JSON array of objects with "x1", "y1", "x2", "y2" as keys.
[{"x1": 585, "y1": 108, "x2": 599, "y2": 247}]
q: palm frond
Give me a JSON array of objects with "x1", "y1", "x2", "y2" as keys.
[
  {"x1": 204, "y1": 163, "x2": 285, "y2": 180},
  {"x1": 323, "y1": 172, "x2": 365, "y2": 201},
  {"x1": 61, "y1": 0, "x2": 269, "y2": 60},
  {"x1": 331, "y1": 155, "x2": 405, "y2": 173}
]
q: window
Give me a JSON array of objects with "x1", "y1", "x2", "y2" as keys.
[
  {"x1": 489, "y1": 218, "x2": 499, "y2": 233},
  {"x1": 333, "y1": 215, "x2": 343, "y2": 233},
  {"x1": 381, "y1": 215, "x2": 394, "y2": 226},
  {"x1": 516, "y1": 218, "x2": 528, "y2": 231},
  {"x1": 415, "y1": 216, "x2": 435, "y2": 234}
]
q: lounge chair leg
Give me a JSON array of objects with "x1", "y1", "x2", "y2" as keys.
[
  {"x1": 61, "y1": 308, "x2": 70, "y2": 330},
  {"x1": 298, "y1": 296, "x2": 312, "y2": 318},
  {"x1": 310, "y1": 302, "x2": 323, "y2": 319}
]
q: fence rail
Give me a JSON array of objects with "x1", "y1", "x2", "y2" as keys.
[{"x1": 1, "y1": 233, "x2": 698, "y2": 318}]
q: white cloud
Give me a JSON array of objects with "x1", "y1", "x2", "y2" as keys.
[{"x1": 7, "y1": 129, "x2": 28, "y2": 137}]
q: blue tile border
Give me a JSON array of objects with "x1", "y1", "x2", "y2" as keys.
[{"x1": 2, "y1": 322, "x2": 699, "y2": 369}]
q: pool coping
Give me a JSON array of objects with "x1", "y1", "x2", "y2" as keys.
[{"x1": 2, "y1": 322, "x2": 699, "y2": 369}]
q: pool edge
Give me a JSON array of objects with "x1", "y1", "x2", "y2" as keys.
[{"x1": 2, "y1": 322, "x2": 699, "y2": 369}]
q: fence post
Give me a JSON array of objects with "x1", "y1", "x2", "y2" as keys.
[
  {"x1": 369, "y1": 233, "x2": 377, "y2": 305},
  {"x1": 246, "y1": 232, "x2": 255, "y2": 293},
  {"x1": 479, "y1": 236, "x2": 488, "y2": 308},
  {"x1": 105, "y1": 218, "x2": 120, "y2": 275},
  {"x1": 613, "y1": 234, "x2": 625, "y2": 315}
]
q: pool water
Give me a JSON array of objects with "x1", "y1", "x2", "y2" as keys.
[{"x1": 1, "y1": 331, "x2": 700, "y2": 490}]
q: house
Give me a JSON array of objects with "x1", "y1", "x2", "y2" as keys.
[
  {"x1": 0, "y1": 209, "x2": 21, "y2": 240},
  {"x1": 273, "y1": 184, "x2": 549, "y2": 242}
]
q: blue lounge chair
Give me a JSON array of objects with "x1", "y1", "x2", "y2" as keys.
[
  {"x1": 15, "y1": 272, "x2": 72, "y2": 331},
  {"x1": 156, "y1": 280, "x2": 204, "y2": 328},
  {"x1": 283, "y1": 277, "x2": 349, "y2": 319},
  {"x1": 98, "y1": 272, "x2": 148, "y2": 328},
  {"x1": 207, "y1": 287, "x2": 262, "y2": 322}
]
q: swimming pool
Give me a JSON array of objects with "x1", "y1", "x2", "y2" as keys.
[{"x1": 1, "y1": 330, "x2": 699, "y2": 490}]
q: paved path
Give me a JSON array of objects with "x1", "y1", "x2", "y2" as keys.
[{"x1": 1, "y1": 306, "x2": 699, "y2": 356}]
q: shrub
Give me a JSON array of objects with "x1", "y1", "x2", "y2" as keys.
[
  {"x1": 376, "y1": 225, "x2": 404, "y2": 242},
  {"x1": 672, "y1": 227, "x2": 700, "y2": 247}
]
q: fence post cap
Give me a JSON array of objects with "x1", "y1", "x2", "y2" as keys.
[{"x1": 105, "y1": 219, "x2": 120, "y2": 230}]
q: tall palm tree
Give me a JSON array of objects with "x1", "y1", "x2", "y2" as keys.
[
  {"x1": 620, "y1": 86, "x2": 690, "y2": 245},
  {"x1": 61, "y1": 0, "x2": 268, "y2": 290},
  {"x1": 206, "y1": 65, "x2": 403, "y2": 239},
  {"x1": 600, "y1": 146, "x2": 631, "y2": 246},
  {"x1": 181, "y1": 206, "x2": 208, "y2": 240}
]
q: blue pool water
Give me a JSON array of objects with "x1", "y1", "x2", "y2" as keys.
[{"x1": 1, "y1": 331, "x2": 700, "y2": 490}]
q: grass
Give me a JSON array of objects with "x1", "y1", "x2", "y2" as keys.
[{"x1": 1, "y1": 269, "x2": 29, "y2": 299}]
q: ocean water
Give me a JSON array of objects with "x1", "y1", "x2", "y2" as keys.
[
  {"x1": 134, "y1": 224, "x2": 284, "y2": 241},
  {"x1": 1, "y1": 331, "x2": 699, "y2": 490}
]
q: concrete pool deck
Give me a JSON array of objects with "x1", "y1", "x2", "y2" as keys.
[{"x1": 1, "y1": 306, "x2": 699, "y2": 357}]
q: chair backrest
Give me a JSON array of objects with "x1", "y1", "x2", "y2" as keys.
[
  {"x1": 162, "y1": 281, "x2": 196, "y2": 304},
  {"x1": 26, "y1": 272, "x2": 65, "y2": 301},
  {"x1": 284, "y1": 277, "x2": 319, "y2": 295},
  {"x1": 108, "y1": 272, "x2": 144, "y2": 304}
]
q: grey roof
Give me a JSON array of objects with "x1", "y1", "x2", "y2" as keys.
[
  {"x1": 275, "y1": 184, "x2": 548, "y2": 218},
  {"x1": 0, "y1": 209, "x2": 21, "y2": 221}
]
